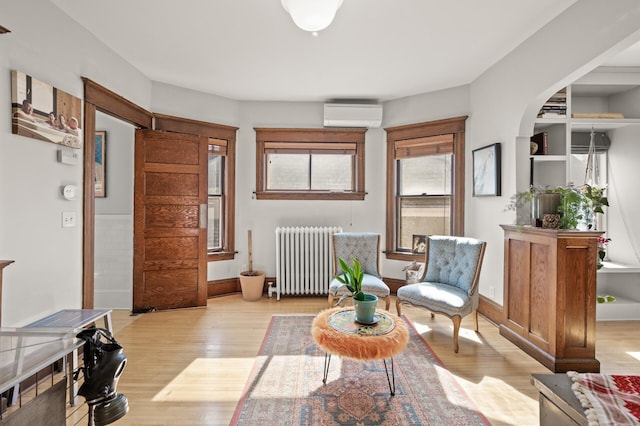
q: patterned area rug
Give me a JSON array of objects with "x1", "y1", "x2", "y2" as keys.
[{"x1": 231, "y1": 314, "x2": 490, "y2": 425}]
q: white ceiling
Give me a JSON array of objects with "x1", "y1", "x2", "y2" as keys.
[{"x1": 50, "y1": 0, "x2": 640, "y2": 102}]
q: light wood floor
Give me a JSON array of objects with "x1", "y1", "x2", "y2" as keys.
[{"x1": 66, "y1": 294, "x2": 640, "y2": 425}]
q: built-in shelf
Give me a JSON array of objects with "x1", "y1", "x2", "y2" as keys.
[
  {"x1": 535, "y1": 117, "x2": 567, "y2": 126},
  {"x1": 530, "y1": 155, "x2": 566, "y2": 162},
  {"x1": 597, "y1": 261, "x2": 640, "y2": 273},
  {"x1": 571, "y1": 118, "x2": 640, "y2": 131},
  {"x1": 530, "y1": 81, "x2": 640, "y2": 186},
  {"x1": 596, "y1": 261, "x2": 640, "y2": 320}
]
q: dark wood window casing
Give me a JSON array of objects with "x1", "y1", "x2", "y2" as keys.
[
  {"x1": 385, "y1": 116, "x2": 467, "y2": 261},
  {"x1": 254, "y1": 127, "x2": 366, "y2": 200}
]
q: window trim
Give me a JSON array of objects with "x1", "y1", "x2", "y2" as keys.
[
  {"x1": 385, "y1": 116, "x2": 467, "y2": 261},
  {"x1": 255, "y1": 127, "x2": 366, "y2": 200},
  {"x1": 154, "y1": 113, "x2": 237, "y2": 262},
  {"x1": 207, "y1": 140, "x2": 226, "y2": 254}
]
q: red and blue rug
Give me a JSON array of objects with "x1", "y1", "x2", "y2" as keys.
[{"x1": 231, "y1": 314, "x2": 490, "y2": 425}]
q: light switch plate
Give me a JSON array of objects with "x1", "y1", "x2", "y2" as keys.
[{"x1": 62, "y1": 211, "x2": 76, "y2": 228}]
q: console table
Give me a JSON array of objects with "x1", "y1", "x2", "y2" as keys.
[
  {"x1": 500, "y1": 225, "x2": 601, "y2": 373},
  {"x1": 0, "y1": 329, "x2": 82, "y2": 424}
]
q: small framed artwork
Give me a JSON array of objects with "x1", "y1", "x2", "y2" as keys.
[
  {"x1": 95, "y1": 131, "x2": 106, "y2": 198},
  {"x1": 412, "y1": 234, "x2": 427, "y2": 254},
  {"x1": 472, "y1": 142, "x2": 501, "y2": 197}
]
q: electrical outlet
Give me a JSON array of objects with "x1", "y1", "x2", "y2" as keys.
[
  {"x1": 489, "y1": 286, "x2": 495, "y2": 299},
  {"x1": 62, "y1": 211, "x2": 76, "y2": 228}
]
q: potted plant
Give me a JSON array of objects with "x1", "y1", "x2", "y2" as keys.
[
  {"x1": 508, "y1": 184, "x2": 608, "y2": 230},
  {"x1": 335, "y1": 257, "x2": 378, "y2": 324},
  {"x1": 239, "y1": 230, "x2": 265, "y2": 301},
  {"x1": 507, "y1": 185, "x2": 563, "y2": 227}
]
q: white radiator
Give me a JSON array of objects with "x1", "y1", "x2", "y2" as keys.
[{"x1": 275, "y1": 226, "x2": 342, "y2": 300}]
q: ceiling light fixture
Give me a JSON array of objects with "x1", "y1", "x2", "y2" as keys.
[{"x1": 281, "y1": 0, "x2": 344, "y2": 33}]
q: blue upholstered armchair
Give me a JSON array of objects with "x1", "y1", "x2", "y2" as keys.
[
  {"x1": 328, "y1": 233, "x2": 391, "y2": 310},
  {"x1": 396, "y1": 235, "x2": 486, "y2": 353}
]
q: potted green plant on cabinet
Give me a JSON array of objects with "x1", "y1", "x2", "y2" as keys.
[{"x1": 508, "y1": 184, "x2": 608, "y2": 230}]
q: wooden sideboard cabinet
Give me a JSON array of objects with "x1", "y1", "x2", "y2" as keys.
[{"x1": 499, "y1": 225, "x2": 601, "y2": 373}]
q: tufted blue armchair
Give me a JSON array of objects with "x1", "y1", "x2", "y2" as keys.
[
  {"x1": 328, "y1": 233, "x2": 391, "y2": 310},
  {"x1": 396, "y1": 235, "x2": 486, "y2": 353}
]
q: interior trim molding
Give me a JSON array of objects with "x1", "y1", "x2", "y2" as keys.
[{"x1": 478, "y1": 294, "x2": 503, "y2": 326}]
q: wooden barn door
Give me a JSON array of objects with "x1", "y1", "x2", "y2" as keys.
[{"x1": 133, "y1": 129, "x2": 208, "y2": 312}]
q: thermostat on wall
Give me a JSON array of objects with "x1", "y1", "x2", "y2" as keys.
[
  {"x1": 62, "y1": 185, "x2": 78, "y2": 200},
  {"x1": 57, "y1": 148, "x2": 79, "y2": 165}
]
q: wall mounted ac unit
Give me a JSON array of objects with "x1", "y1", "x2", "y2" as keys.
[{"x1": 323, "y1": 103, "x2": 383, "y2": 128}]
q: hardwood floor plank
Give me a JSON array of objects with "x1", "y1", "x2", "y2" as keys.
[{"x1": 66, "y1": 295, "x2": 640, "y2": 425}]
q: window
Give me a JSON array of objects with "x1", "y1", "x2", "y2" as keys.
[
  {"x1": 206, "y1": 135, "x2": 236, "y2": 260},
  {"x1": 208, "y1": 141, "x2": 225, "y2": 252},
  {"x1": 398, "y1": 152, "x2": 453, "y2": 250},
  {"x1": 255, "y1": 128, "x2": 366, "y2": 200},
  {"x1": 385, "y1": 116, "x2": 467, "y2": 260}
]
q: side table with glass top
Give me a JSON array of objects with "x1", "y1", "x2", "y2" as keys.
[{"x1": 311, "y1": 306, "x2": 409, "y2": 396}]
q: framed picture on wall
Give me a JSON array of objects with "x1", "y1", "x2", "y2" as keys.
[
  {"x1": 472, "y1": 142, "x2": 501, "y2": 196},
  {"x1": 10, "y1": 70, "x2": 83, "y2": 149},
  {"x1": 95, "y1": 131, "x2": 106, "y2": 198}
]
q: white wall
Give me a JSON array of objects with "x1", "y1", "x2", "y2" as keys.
[
  {"x1": 606, "y1": 86, "x2": 640, "y2": 264},
  {"x1": 606, "y1": 126, "x2": 640, "y2": 265},
  {"x1": 93, "y1": 113, "x2": 135, "y2": 309},
  {"x1": 0, "y1": 2, "x2": 150, "y2": 326},
  {"x1": 468, "y1": 0, "x2": 640, "y2": 305},
  {"x1": 223, "y1": 101, "x2": 386, "y2": 279},
  {"x1": 380, "y1": 86, "x2": 470, "y2": 278},
  {"x1": 3, "y1": 0, "x2": 640, "y2": 326}
]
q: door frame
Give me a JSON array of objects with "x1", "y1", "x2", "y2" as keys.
[
  {"x1": 82, "y1": 80, "x2": 238, "y2": 308},
  {"x1": 82, "y1": 78, "x2": 153, "y2": 308}
]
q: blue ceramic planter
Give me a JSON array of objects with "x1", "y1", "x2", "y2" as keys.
[{"x1": 353, "y1": 293, "x2": 378, "y2": 323}]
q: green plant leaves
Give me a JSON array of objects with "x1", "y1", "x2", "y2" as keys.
[{"x1": 336, "y1": 257, "x2": 364, "y2": 299}]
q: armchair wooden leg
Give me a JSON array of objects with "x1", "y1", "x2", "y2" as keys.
[
  {"x1": 327, "y1": 294, "x2": 334, "y2": 308},
  {"x1": 395, "y1": 298, "x2": 402, "y2": 316},
  {"x1": 473, "y1": 310, "x2": 479, "y2": 332},
  {"x1": 383, "y1": 296, "x2": 391, "y2": 311},
  {"x1": 452, "y1": 315, "x2": 461, "y2": 353}
]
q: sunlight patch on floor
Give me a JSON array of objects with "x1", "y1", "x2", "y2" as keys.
[
  {"x1": 459, "y1": 327, "x2": 483, "y2": 344},
  {"x1": 452, "y1": 373, "x2": 539, "y2": 424},
  {"x1": 410, "y1": 321, "x2": 432, "y2": 334},
  {"x1": 628, "y1": 351, "x2": 640, "y2": 361},
  {"x1": 152, "y1": 357, "x2": 254, "y2": 402},
  {"x1": 249, "y1": 355, "x2": 340, "y2": 399}
]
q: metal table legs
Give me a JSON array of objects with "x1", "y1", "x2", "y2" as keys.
[{"x1": 322, "y1": 353, "x2": 397, "y2": 396}]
